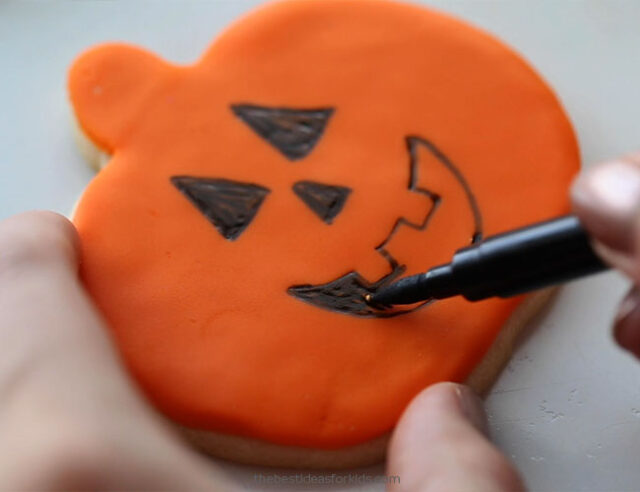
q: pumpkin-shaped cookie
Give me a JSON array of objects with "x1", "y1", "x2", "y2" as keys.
[{"x1": 69, "y1": 0, "x2": 578, "y2": 468}]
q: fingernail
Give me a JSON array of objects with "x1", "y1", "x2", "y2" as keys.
[
  {"x1": 571, "y1": 160, "x2": 640, "y2": 252},
  {"x1": 614, "y1": 286, "x2": 640, "y2": 358},
  {"x1": 454, "y1": 385, "x2": 488, "y2": 435}
]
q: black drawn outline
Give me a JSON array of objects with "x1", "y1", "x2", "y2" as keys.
[
  {"x1": 171, "y1": 176, "x2": 270, "y2": 241},
  {"x1": 288, "y1": 136, "x2": 483, "y2": 318},
  {"x1": 292, "y1": 180, "x2": 352, "y2": 224},
  {"x1": 231, "y1": 104, "x2": 335, "y2": 161}
]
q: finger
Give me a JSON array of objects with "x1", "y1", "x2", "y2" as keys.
[
  {"x1": 0, "y1": 212, "x2": 235, "y2": 490},
  {"x1": 0, "y1": 210, "x2": 79, "y2": 273},
  {"x1": 570, "y1": 153, "x2": 640, "y2": 257},
  {"x1": 613, "y1": 286, "x2": 640, "y2": 359},
  {"x1": 387, "y1": 382, "x2": 524, "y2": 492},
  {"x1": 590, "y1": 240, "x2": 638, "y2": 278}
]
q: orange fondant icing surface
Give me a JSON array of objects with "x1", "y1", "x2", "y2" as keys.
[{"x1": 69, "y1": 0, "x2": 579, "y2": 448}]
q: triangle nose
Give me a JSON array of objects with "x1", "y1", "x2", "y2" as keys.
[
  {"x1": 231, "y1": 104, "x2": 334, "y2": 161},
  {"x1": 292, "y1": 180, "x2": 351, "y2": 224},
  {"x1": 171, "y1": 176, "x2": 270, "y2": 240}
]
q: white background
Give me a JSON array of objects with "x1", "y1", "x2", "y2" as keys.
[{"x1": 1, "y1": 1, "x2": 639, "y2": 490}]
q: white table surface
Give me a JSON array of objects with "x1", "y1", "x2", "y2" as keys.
[{"x1": 1, "y1": 1, "x2": 639, "y2": 490}]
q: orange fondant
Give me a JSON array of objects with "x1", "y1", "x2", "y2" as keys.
[{"x1": 69, "y1": 0, "x2": 579, "y2": 448}]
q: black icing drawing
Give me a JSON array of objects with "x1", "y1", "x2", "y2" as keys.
[
  {"x1": 171, "y1": 115, "x2": 482, "y2": 318},
  {"x1": 287, "y1": 264, "x2": 433, "y2": 318},
  {"x1": 231, "y1": 104, "x2": 334, "y2": 161},
  {"x1": 171, "y1": 176, "x2": 270, "y2": 240},
  {"x1": 288, "y1": 136, "x2": 483, "y2": 318},
  {"x1": 292, "y1": 181, "x2": 351, "y2": 224}
]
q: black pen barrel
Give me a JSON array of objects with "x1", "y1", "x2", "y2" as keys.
[
  {"x1": 372, "y1": 215, "x2": 609, "y2": 305},
  {"x1": 453, "y1": 215, "x2": 608, "y2": 301}
]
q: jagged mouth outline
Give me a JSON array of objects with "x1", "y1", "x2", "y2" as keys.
[{"x1": 287, "y1": 136, "x2": 483, "y2": 318}]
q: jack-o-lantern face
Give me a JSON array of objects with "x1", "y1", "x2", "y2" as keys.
[
  {"x1": 69, "y1": 0, "x2": 578, "y2": 449},
  {"x1": 170, "y1": 102, "x2": 482, "y2": 317}
]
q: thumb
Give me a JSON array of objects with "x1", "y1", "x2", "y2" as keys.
[
  {"x1": 570, "y1": 153, "x2": 640, "y2": 278},
  {"x1": 386, "y1": 382, "x2": 524, "y2": 492}
]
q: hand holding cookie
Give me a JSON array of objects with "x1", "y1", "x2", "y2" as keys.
[
  {"x1": 0, "y1": 212, "x2": 231, "y2": 490},
  {"x1": 0, "y1": 212, "x2": 524, "y2": 490}
]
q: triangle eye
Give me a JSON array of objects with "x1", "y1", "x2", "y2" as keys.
[
  {"x1": 171, "y1": 176, "x2": 270, "y2": 240},
  {"x1": 231, "y1": 104, "x2": 334, "y2": 161},
  {"x1": 292, "y1": 181, "x2": 351, "y2": 225}
]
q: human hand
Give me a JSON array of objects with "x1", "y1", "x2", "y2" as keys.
[
  {"x1": 571, "y1": 153, "x2": 640, "y2": 358},
  {"x1": 386, "y1": 382, "x2": 524, "y2": 491},
  {"x1": 0, "y1": 211, "x2": 236, "y2": 490},
  {"x1": 386, "y1": 153, "x2": 640, "y2": 492}
]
